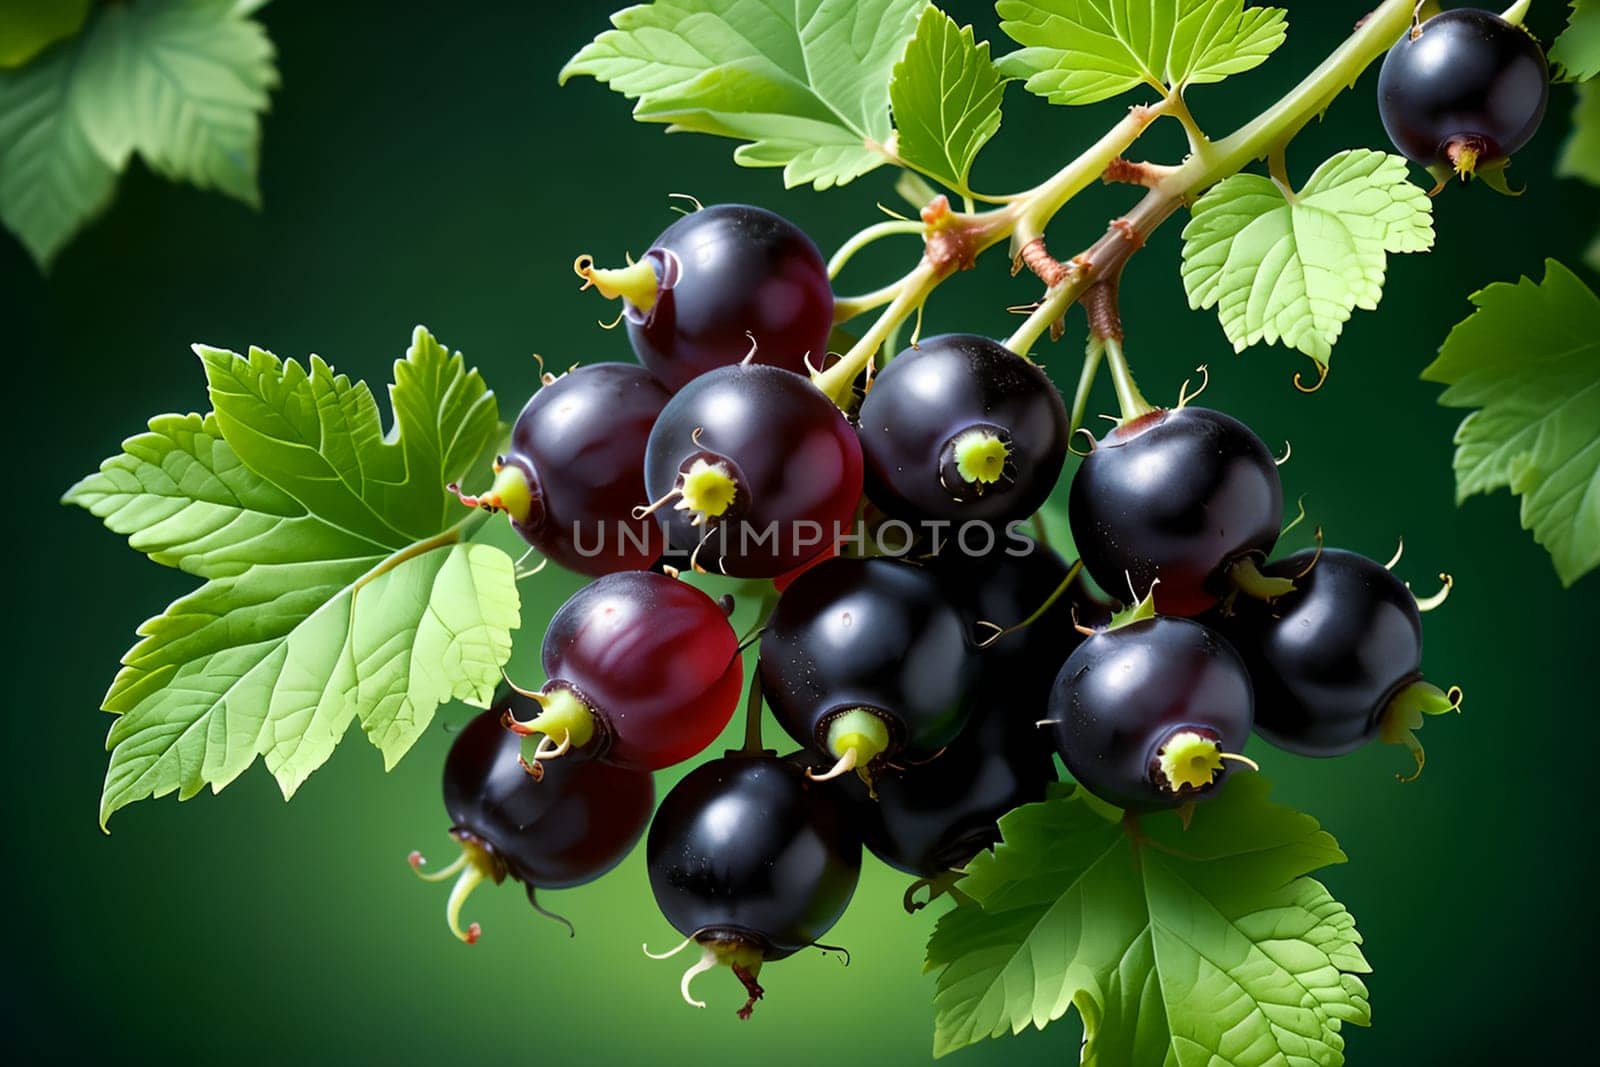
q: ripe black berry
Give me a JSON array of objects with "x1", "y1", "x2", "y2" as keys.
[
  {"x1": 1069, "y1": 406, "x2": 1283, "y2": 616},
  {"x1": 759, "y1": 556, "x2": 980, "y2": 784},
  {"x1": 575, "y1": 203, "x2": 834, "y2": 391},
  {"x1": 933, "y1": 537, "x2": 1111, "y2": 700},
  {"x1": 1049, "y1": 615, "x2": 1255, "y2": 812},
  {"x1": 646, "y1": 754, "x2": 861, "y2": 1018},
  {"x1": 642, "y1": 362, "x2": 863, "y2": 578},
  {"x1": 1214, "y1": 547, "x2": 1460, "y2": 777},
  {"x1": 840, "y1": 700, "x2": 1055, "y2": 884},
  {"x1": 857, "y1": 335, "x2": 1069, "y2": 524},
  {"x1": 408, "y1": 700, "x2": 654, "y2": 943},
  {"x1": 451, "y1": 363, "x2": 669, "y2": 575},
  {"x1": 1377, "y1": 8, "x2": 1549, "y2": 178}
]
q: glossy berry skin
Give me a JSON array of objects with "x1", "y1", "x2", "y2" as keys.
[
  {"x1": 647, "y1": 754, "x2": 861, "y2": 960},
  {"x1": 644, "y1": 363, "x2": 863, "y2": 578},
  {"x1": 443, "y1": 702, "x2": 654, "y2": 887},
  {"x1": 1049, "y1": 617, "x2": 1253, "y2": 812},
  {"x1": 542, "y1": 571, "x2": 742, "y2": 770},
  {"x1": 1377, "y1": 9, "x2": 1548, "y2": 168},
  {"x1": 626, "y1": 204, "x2": 834, "y2": 391},
  {"x1": 1216, "y1": 548, "x2": 1423, "y2": 757},
  {"x1": 933, "y1": 537, "x2": 1111, "y2": 701},
  {"x1": 857, "y1": 335, "x2": 1069, "y2": 524},
  {"x1": 841, "y1": 702, "x2": 1056, "y2": 877},
  {"x1": 759, "y1": 557, "x2": 979, "y2": 762},
  {"x1": 1069, "y1": 407, "x2": 1282, "y2": 617},
  {"x1": 499, "y1": 364, "x2": 670, "y2": 575}
]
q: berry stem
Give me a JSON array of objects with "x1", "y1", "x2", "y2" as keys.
[
  {"x1": 1070, "y1": 338, "x2": 1105, "y2": 434},
  {"x1": 827, "y1": 219, "x2": 926, "y2": 280},
  {"x1": 822, "y1": 0, "x2": 1418, "y2": 409},
  {"x1": 1103, "y1": 337, "x2": 1154, "y2": 422}
]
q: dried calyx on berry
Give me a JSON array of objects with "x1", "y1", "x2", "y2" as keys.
[{"x1": 645, "y1": 755, "x2": 860, "y2": 1018}]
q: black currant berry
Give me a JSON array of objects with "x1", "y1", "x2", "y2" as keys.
[
  {"x1": 1215, "y1": 547, "x2": 1460, "y2": 777},
  {"x1": 409, "y1": 698, "x2": 654, "y2": 943},
  {"x1": 857, "y1": 335, "x2": 1069, "y2": 524},
  {"x1": 505, "y1": 571, "x2": 743, "y2": 774},
  {"x1": 933, "y1": 536, "x2": 1112, "y2": 701},
  {"x1": 1049, "y1": 615, "x2": 1255, "y2": 812},
  {"x1": 575, "y1": 203, "x2": 834, "y2": 391},
  {"x1": 646, "y1": 754, "x2": 861, "y2": 1018},
  {"x1": 642, "y1": 362, "x2": 863, "y2": 578},
  {"x1": 451, "y1": 363, "x2": 670, "y2": 576},
  {"x1": 840, "y1": 700, "x2": 1055, "y2": 885},
  {"x1": 759, "y1": 556, "x2": 980, "y2": 784},
  {"x1": 1377, "y1": 8, "x2": 1549, "y2": 179},
  {"x1": 1069, "y1": 406, "x2": 1283, "y2": 617}
]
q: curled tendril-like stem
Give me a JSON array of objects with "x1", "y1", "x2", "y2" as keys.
[
  {"x1": 1385, "y1": 536, "x2": 1405, "y2": 570},
  {"x1": 525, "y1": 886, "x2": 576, "y2": 938},
  {"x1": 1293, "y1": 359, "x2": 1330, "y2": 394},
  {"x1": 1293, "y1": 527, "x2": 1325, "y2": 579},
  {"x1": 1280, "y1": 494, "x2": 1310, "y2": 537},
  {"x1": 1176, "y1": 364, "x2": 1209, "y2": 408},
  {"x1": 1275, "y1": 440, "x2": 1293, "y2": 466},
  {"x1": 812, "y1": 941, "x2": 852, "y2": 966},
  {"x1": 1410, "y1": 573, "x2": 1455, "y2": 612},
  {"x1": 805, "y1": 747, "x2": 859, "y2": 783},
  {"x1": 668, "y1": 191, "x2": 705, "y2": 213},
  {"x1": 1069, "y1": 427, "x2": 1098, "y2": 457}
]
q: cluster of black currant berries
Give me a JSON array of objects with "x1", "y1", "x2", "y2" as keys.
[{"x1": 412, "y1": 196, "x2": 1458, "y2": 1017}]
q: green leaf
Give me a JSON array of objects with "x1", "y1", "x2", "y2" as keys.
[
  {"x1": 1181, "y1": 149, "x2": 1434, "y2": 364},
  {"x1": 1420, "y1": 260, "x2": 1600, "y2": 587},
  {"x1": 64, "y1": 328, "x2": 516, "y2": 825},
  {"x1": 72, "y1": 0, "x2": 277, "y2": 205},
  {"x1": 926, "y1": 776, "x2": 1371, "y2": 1063},
  {"x1": 1552, "y1": 0, "x2": 1600, "y2": 83},
  {"x1": 0, "y1": 38, "x2": 117, "y2": 266},
  {"x1": 0, "y1": 0, "x2": 90, "y2": 69},
  {"x1": 560, "y1": 0, "x2": 924, "y2": 190},
  {"x1": 1558, "y1": 81, "x2": 1600, "y2": 185},
  {"x1": 995, "y1": 0, "x2": 1287, "y2": 106},
  {"x1": 889, "y1": 6, "x2": 1007, "y2": 197}
]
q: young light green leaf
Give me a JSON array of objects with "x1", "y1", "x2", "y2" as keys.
[
  {"x1": 1558, "y1": 81, "x2": 1600, "y2": 184},
  {"x1": 65, "y1": 328, "x2": 516, "y2": 825},
  {"x1": 61, "y1": 412, "x2": 383, "y2": 578},
  {"x1": 560, "y1": 0, "x2": 924, "y2": 190},
  {"x1": 1421, "y1": 260, "x2": 1600, "y2": 586},
  {"x1": 0, "y1": 40, "x2": 117, "y2": 266},
  {"x1": 1551, "y1": 0, "x2": 1600, "y2": 82},
  {"x1": 71, "y1": 0, "x2": 277, "y2": 206},
  {"x1": 889, "y1": 6, "x2": 1008, "y2": 198},
  {"x1": 925, "y1": 776, "x2": 1371, "y2": 1062},
  {"x1": 1181, "y1": 149, "x2": 1434, "y2": 365},
  {"x1": 995, "y1": 0, "x2": 1287, "y2": 106}
]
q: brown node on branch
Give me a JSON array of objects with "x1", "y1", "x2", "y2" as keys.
[
  {"x1": 1102, "y1": 158, "x2": 1162, "y2": 188},
  {"x1": 920, "y1": 195, "x2": 981, "y2": 277},
  {"x1": 1083, "y1": 278, "x2": 1124, "y2": 342},
  {"x1": 1109, "y1": 217, "x2": 1146, "y2": 250},
  {"x1": 1018, "y1": 236, "x2": 1070, "y2": 287}
]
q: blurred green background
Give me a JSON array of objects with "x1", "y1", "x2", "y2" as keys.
[{"x1": 7, "y1": 1, "x2": 1596, "y2": 1062}]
